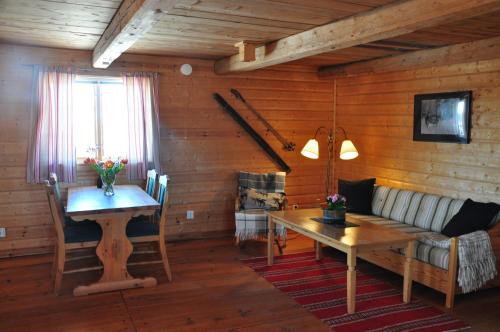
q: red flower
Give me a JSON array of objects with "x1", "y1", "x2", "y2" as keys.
[
  {"x1": 121, "y1": 158, "x2": 128, "y2": 165},
  {"x1": 84, "y1": 157, "x2": 96, "y2": 165},
  {"x1": 104, "y1": 160, "x2": 114, "y2": 169}
]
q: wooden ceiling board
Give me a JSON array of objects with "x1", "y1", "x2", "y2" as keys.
[
  {"x1": 0, "y1": 0, "x2": 119, "y2": 49},
  {"x1": 130, "y1": 0, "x2": 398, "y2": 58},
  {"x1": 0, "y1": 0, "x2": 498, "y2": 70},
  {"x1": 291, "y1": 10, "x2": 500, "y2": 68}
]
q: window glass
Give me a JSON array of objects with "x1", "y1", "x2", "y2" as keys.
[
  {"x1": 101, "y1": 83, "x2": 128, "y2": 159},
  {"x1": 74, "y1": 77, "x2": 127, "y2": 160}
]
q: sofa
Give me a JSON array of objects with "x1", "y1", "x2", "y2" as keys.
[{"x1": 346, "y1": 185, "x2": 500, "y2": 309}]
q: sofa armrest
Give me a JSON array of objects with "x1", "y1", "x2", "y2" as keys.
[
  {"x1": 488, "y1": 222, "x2": 500, "y2": 237},
  {"x1": 446, "y1": 237, "x2": 459, "y2": 308},
  {"x1": 487, "y1": 223, "x2": 500, "y2": 254}
]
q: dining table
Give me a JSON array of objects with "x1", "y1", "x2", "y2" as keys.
[{"x1": 65, "y1": 184, "x2": 160, "y2": 296}]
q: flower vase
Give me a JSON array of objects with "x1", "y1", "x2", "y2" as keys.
[
  {"x1": 323, "y1": 208, "x2": 346, "y2": 223},
  {"x1": 101, "y1": 174, "x2": 116, "y2": 196}
]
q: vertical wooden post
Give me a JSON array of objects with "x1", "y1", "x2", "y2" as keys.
[
  {"x1": 315, "y1": 241, "x2": 323, "y2": 260},
  {"x1": 446, "y1": 237, "x2": 459, "y2": 309},
  {"x1": 403, "y1": 240, "x2": 415, "y2": 303},
  {"x1": 267, "y1": 216, "x2": 275, "y2": 266},
  {"x1": 346, "y1": 247, "x2": 357, "y2": 314}
]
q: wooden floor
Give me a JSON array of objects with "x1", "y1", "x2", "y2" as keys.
[{"x1": 1, "y1": 234, "x2": 499, "y2": 331}]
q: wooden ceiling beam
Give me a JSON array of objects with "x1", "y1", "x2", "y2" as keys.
[
  {"x1": 318, "y1": 36, "x2": 500, "y2": 78},
  {"x1": 214, "y1": 0, "x2": 500, "y2": 74},
  {"x1": 234, "y1": 41, "x2": 260, "y2": 62},
  {"x1": 92, "y1": 0, "x2": 178, "y2": 69}
]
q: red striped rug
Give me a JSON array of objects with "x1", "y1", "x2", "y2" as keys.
[{"x1": 242, "y1": 251, "x2": 470, "y2": 332}]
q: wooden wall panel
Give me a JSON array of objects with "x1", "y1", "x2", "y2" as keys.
[
  {"x1": 334, "y1": 57, "x2": 500, "y2": 204},
  {"x1": 0, "y1": 43, "x2": 333, "y2": 257}
]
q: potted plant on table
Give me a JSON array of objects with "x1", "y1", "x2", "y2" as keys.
[
  {"x1": 84, "y1": 157, "x2": 128, "y2": 196},
  {"x1": 323, "y1": 194, "x2": 347, "y2": 222}
]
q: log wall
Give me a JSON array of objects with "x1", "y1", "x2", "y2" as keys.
[
  {"x1": 334, "y1": 58, "x2": 500, "y2": 204},
  {"x1": 0, "y1": 43, "x2": 333, "y2": 257}
]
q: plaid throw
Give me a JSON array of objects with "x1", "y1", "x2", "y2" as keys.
[
  {"x1": 239, "y1": 171, "x2": 285, "y2": 193},
  {"x1": 235, "y1": 171, "x2": 287, "y2": 240},
  {"x1": 418, "y1": 230, "x2": 497, "y2": 293},
  {"x1": 235, "y1": 209, "x2": 286, "y2": 241}
]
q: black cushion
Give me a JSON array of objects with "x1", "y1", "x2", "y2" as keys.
[
  {"x1": 64, "y1": 221, "x2": 102, "y2": 243},
  {"x1": 441, "y1": 199, "x2": 500, "y2": 237},
  {"x1": 338, "y1": 178, "x2": 376, "y2": 215},
  {"x1": 126, "y1": 216, "x2": 159, "y2": 237}
]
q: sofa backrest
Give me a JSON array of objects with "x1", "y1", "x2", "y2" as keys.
[{"x1": 371, "y1": 186, "x2": 466, "y2": 232}]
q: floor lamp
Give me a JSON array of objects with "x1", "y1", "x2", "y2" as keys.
[{"x1": 301, "y1": 127, "x2": 359, "y2": 196}]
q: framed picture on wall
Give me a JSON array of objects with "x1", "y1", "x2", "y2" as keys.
[{"x1": 413, "y1": 91, "x2": 472, "y2": 144}]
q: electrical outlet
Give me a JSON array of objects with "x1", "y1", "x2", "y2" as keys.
[
  {"x1": 186, "y1": 210, "x2": 194, "y2": 220},
  {"x1": 0, "y1": 228, "x2": 6, "y2": 238},
  {"x1": 292, "y1": 204, "x2": 299, "y2": 210}
]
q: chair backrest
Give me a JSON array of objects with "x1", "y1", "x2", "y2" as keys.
[
  {"x1": 371, "y1": 185, "x2": 466, "y2": 232},
  {"x1": 156, "y1": 175, "x2": 169, "y2": 228},
  {"x1": 238, "y1": 171, "x2": 286, "y2": 211},
  {"x1": 145, "y1": 169, "x2": 158, "y2": 197},
  {"x1": 49, "y1": 173, "x2": 62, "y2": 203},
  {"x1": 239, "y1": 171, "x2": 286, "y2": 193},
  {"x1": 45, "y1": 179, "x2": 66, "y2": 244}
]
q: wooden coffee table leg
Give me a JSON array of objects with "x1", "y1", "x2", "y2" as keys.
[
  {"x1": 347, "y1": 247, "x2": 357, "y2": 314},
  {"x1": 403, "y1": 240, "x2": 414, "y2": 303},
  {"x1": 73, "y1": 212, "x2": 157, "y2": 296},
  {"x1": 267, "y1": 216, "x2": 275, "y2": 266},
  {"x1": 314, "y1": 241, "x2": 323, "y2": 260}
]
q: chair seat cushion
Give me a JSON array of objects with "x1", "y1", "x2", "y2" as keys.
[
  {"x1": 126, "y1": 217, "x2": 159, "y2": 237},
  {"x1": 347, "y1": 213, "x2": 450, "y2": 270},
  {"x1": 396, "y1": 233, "x2": 451, "y2": 270},
  {"x1": 64, "y1": 221, "x2": 102, "y2": 243}
]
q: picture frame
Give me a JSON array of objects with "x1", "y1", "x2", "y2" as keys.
[{"x1": 413, "y1": 91, "x2": 472, "y2": 144}]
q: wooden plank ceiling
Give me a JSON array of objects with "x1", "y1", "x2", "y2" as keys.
[{"x1": 0, "y1": 0, "x2": 499, "y2": 69}]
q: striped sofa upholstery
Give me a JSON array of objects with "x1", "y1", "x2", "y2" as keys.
[{"x1": 350, "y1": 185, "x2": 469, "y2": 270}]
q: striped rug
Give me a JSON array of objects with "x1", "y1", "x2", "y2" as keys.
[{"x1": 242, "y1": 251, "x2": 470, "y2": 332}]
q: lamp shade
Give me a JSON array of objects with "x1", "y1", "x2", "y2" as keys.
[
  {"x1": 301, "y1": 139, "x2": 319, "y2": 159},
  {"x1": 340, "y1": 140, "x2": 359, "y2": 160}
]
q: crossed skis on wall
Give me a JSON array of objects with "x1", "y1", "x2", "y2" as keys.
[{"x1": 213, "y1": 89, "x2": 295, "y2": 173}]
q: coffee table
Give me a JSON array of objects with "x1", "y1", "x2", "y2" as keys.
[{"x1": 266, "y1": 208, "x2": 415, "y2": 314}]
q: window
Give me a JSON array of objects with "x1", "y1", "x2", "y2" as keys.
[{"x1": 74, "y1": 76, "x2": 129, "y2": 159}]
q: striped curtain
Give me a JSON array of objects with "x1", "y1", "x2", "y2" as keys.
[
  {"x1": 27, "y1": 66, "x2": 76, "y2": 183},
  {"x1": 122, "y1": 72, "x2": 161, "y2": 180}
]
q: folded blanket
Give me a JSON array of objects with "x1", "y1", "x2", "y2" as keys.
[{"x1": 418, "y1": 230, "x2": 497, "y2": 293}]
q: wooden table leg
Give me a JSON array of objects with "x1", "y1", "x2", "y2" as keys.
[
  {"x1": 347, "y1": 247, "x2": 357, "y2": 314},
  {"x1": 403, "y1": 240, "x2": 414, "y2": 303},
  {"x1": 73, "y1": 212, "x2": 157, "y2": 296},
  {"x1": 267, "y1": 216, "x2": 275, "y2": 266},
  {"x1": 314, "y1": 241, "x2": 323, "y2": 261}
]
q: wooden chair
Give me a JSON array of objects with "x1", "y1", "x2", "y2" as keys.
[
  {"x1": 145, "y1": 169, "x2": 158, "y2": 197},
  {"x1": 235, "y1": 171, "x2": 287, "y2": 254},
  {"x1": 45, "y1": 173, "x2": 102, "y2": 295},
  {"x1": 127, "y1": 174, "x2": 172, "y2": 281}
]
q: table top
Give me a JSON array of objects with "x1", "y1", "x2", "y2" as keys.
[
  {"x1": 66, "y1": 185, "x2": 160, "y2": 216},
  {"x1": 267, "y1": 209, "x2": 415, "y2": 251}
]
